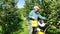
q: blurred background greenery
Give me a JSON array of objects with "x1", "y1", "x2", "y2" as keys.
[{"x1": 0, "y1": 0, "x2": 60, "y2": 34}]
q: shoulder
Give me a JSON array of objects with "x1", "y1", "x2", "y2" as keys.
[{"x1": 30, "y1": 10, "x2": 34, "y2": 13}]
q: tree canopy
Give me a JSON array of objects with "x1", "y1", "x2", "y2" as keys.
[{"x1": 0, "y1": 0, "x2": 60, "y2": 34}]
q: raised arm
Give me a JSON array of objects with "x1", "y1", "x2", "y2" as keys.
[{"x1": 38, "y1": 13, "x2": 47, "y2": 20}]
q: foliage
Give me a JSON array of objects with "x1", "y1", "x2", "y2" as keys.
[
  {"x1": 0, "y1": 0, "x2": 60, "y2": 34},
  {"x1": 0, "y1": 0, "x2": 24, "y2": 34},
  {"x1": 23, "y1": 0, "x2": 60, "y2": 34}
]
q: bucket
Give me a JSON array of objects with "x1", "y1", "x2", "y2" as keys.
[
  {"x1": 38, "y1": 31, "x2": 44, "y2": 34},
  {"x1": 32, "y1": 20, "x2": 38, "y2": 27}
]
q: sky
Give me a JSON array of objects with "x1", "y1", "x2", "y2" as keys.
[{"x1": 17, "y1": 0, "x2": 25, "y2": 8}]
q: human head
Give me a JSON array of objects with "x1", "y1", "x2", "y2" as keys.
[
  {"x1": 38, "y1": 17, "x2": 41, "y2": 21},
  {"x1": 33, "y1": 6, "x2": 39, "y2": 12}
]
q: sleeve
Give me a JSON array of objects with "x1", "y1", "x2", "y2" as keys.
[
  {"x1": 29, "y1": 11, "x2": 33, "y2": 18},
  {"x1": 38, "y1": 13, "x2": 47, "y2": 20}
]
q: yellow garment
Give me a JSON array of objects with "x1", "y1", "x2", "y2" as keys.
[
  {"x1": 38, "y1": 31, "x2": 44, "y2": 34},
  {"x1": 32, "y1": 20, "x2": 38, "y2": 27}
]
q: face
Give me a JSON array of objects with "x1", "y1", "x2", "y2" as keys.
[{"x1": 34, "y1": 8, "x2": 39, "y2": 12}]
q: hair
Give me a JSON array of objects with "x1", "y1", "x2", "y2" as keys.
[
  {"x1": 38, "y1": 17, "x2": 41, "y2": 21},
  {"x1": 33, "y1": 6, "x2": 39, "y2": 9}
]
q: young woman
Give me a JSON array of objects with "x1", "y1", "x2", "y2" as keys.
[{"x1": 29, "y1": 6, "x2": 47, "y2": 34}]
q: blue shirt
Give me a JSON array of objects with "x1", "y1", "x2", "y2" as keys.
[{"x1": 29, "y1": 10, "x2": 47, "y2": 20}]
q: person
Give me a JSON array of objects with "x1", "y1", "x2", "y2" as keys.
[
  {"x1": 28, "y1": 6, "x2": 47, "y2": 34},
  {"x1": 38, "y1": 18, "x2": 46, "y2": 27},
  {"x1": 37, "y1": 18, "x2": 46, "y2": 32}
]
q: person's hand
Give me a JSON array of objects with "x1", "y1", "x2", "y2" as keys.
[
  {"x1": 44, "y1": 18, "x2": 48, "y2": 21},
  {"x1": 32, "y1": 16, "x2": 35, "y2": 19}
]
